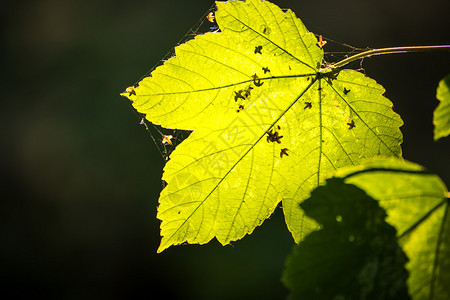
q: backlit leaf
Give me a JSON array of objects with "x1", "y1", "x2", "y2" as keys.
[
  {"x1": 122, "y1": 0, "x2": 403, "y2": 252},
  {"x1": 433, "y1": 73, "x2": 450, "y2": 141}
]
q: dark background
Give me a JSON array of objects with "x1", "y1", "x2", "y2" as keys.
[{"x1": 1, "y1": 0, "x2": 449, "y2": 299}]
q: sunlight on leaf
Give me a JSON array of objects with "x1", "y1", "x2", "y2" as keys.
[
  {"x1": 122, "y1": 0, "x2": 403, "y2": 252},
  {"x1": 433, "y1": 73, "x2": 450, "y2": 141},
  {"x1": 335, "y1": 158, "x2": 449, "y2": 300}
]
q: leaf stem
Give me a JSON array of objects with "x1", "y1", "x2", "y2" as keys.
[{"x1": 321, "y1": 45, "x2": 450, "y2": 72}]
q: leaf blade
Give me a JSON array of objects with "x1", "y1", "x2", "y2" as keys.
[
  {"x1": 433, "y1": 73, "x2": 450, "y2": 141},
  {"x1": 335, "y1": 158, "x2": 450, "y2": 299},
  {"x1": 283, "y1": 70, "x2": 403, "y2": 241},
  {"x1": 124, "y1": 0, "x2": 403, "y2": 251},
  {"x1": 282, "y1": 176, "x2": 410, "y2": 299}
]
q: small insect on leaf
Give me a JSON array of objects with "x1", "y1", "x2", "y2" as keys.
[
  {"x1": 126, "y1": 86, "x2": 136, "y2": 96},
  {"x1": 317, "y1": 35, "x2": 327, "y2": 48},
  {"x1": 162, "y1": 135, "x2": 173, "y2": 145},
  {"x1": 266, "y1": 129, "x2": 283, "y2": 143},
  {"x1": 252, "y1": 74, "x2": 264, "y2": 87},
  {"x1": 206, "y1": 12, "x2": 215, "y2": 23},
  {"x1": 254, "y1": 45, "x2": 263, "y2": 54},
  {"x1": 343, "y1": 88, "x2": 351, "y2": 95},
  {"x1": 347, "y1": 120, "x2": 356, "y2": 130},
  {"x1": 243, "y1": 86, "x2": 253, "y2": 98},
  {"x1": 304, "y1": 102, "x2": 312, "y2": 109},
  {"x1": 280, "y1": 148, "x2": 289, "y2": 158},
  {"x1": 234, "y1": 90, "x2": 246, "y2": 101},
  {"x1": 262, "y1": 67, "x2": 270, "y2": 74},
  {"x1": 260, "y1": 24, "x2": 271, "y2": 35}
]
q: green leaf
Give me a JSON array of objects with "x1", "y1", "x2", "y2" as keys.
[
  {"x1": 282, "y1": 177, "x2": 410, "y2": 299},
  {"x1": 433, "y1": 73, "x2": 450, "y2": 141},
  {"x1": 334, "y1": 158, "x2": 450, "y2": 299},
  {"x1": 123, "y1": 0, "x2": 403, "y2": 252}
]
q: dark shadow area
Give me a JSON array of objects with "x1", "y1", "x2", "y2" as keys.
[{"x1": 283, "y1": 178, "x2": 410, "y2": 299}]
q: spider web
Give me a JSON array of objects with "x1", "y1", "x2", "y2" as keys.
[
  {"x1": 122, "y1": 2, "x2": 372, "y2": 163},
  {"x1": 320, "y1": 35, "x2": 370, "y2": 71},
  {"x1": 122, "y1": 4, "x2": 218, "y2": 162}
]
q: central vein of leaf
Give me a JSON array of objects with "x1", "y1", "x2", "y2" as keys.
[{"x1": 317, "y1": 78, "x2": 323, "y2": 186}]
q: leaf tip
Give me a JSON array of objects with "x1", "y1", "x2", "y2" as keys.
[{"x1": 157, "y1": 241, "x2": 169, "y2": 253}]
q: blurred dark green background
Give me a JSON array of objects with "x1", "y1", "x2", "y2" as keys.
[{"x1": 1, "y1": 0, "x2": 449, "y2": 299}]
